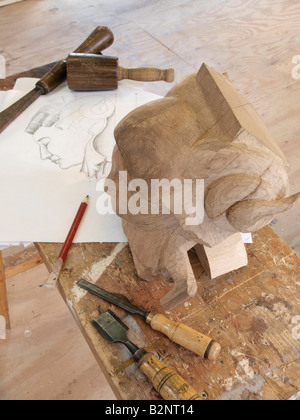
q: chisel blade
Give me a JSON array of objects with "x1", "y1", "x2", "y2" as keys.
[
  {"x1": 92, "y1": 310, "x2": 129, "y2": 343},
  {"x1": 92, "y1": 310, "x2": 140, "y2": 355},
  {"x1": 77, "y1": 279, "x2": 149, "y2": 319}
]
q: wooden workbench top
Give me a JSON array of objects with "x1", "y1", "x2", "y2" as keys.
[{"x1": 36, "y1": 227, "x2": 300, "y2": 401}]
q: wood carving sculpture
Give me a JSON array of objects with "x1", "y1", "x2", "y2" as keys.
[{"x1": 107, "y1": 63, "x2": 300, "y2": 311}]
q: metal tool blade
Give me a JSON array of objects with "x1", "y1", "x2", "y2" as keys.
[
  {"x1": 92, "y1": 310, "x2": 139, "y2": 355},
  {"x1": 0, "y1": 87, "x2": 42, "y2": 134},
  {"x1": 77, "y1": 279, "x2": 149, "y2": 319}
]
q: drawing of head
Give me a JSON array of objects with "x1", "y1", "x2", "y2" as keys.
[{"x1": 25, "y1": 95, "x2": 115, "y2": 178}]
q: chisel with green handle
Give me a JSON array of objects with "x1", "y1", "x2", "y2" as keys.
[{"x1": 77, "y1": 278, "x2": 221, "y2": 360}]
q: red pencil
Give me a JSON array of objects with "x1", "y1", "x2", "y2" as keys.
[{"x1": 43, "y1": 195, "x2": 89, "y2": 289}]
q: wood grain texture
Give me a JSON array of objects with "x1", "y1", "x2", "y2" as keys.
[
  {"x1": 194, "y1": 233, "x2": 248, "y2": 279},
  {"x1": 4, "y1": 255, "x2": 42, "y2": 279},
  {"x1": 0, "y1": 251, "x2": 10, "y2": 329},
  {"x1": 109, "y1": 63, "x2": 299, "y2": 310},
  {"x1": 37, "y1": 26, "x2": 114, "y2": 94},
  {"x1": 66, "y1": 53, "x2": 174, "y2": 90},
  {"x1": 146, "y1": 313, "x2": 221, "y2": 360},
  {"x1": 67, "y1": 54, "x2": 119, "y2": 91},
  {"x1": 36, "y1": 227, "x2": 300, "y2": 400},
  {"x1": 0, "y1": 263, "x2": 115, "y2": 400}
]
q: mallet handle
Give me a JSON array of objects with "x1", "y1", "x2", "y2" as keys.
[{"x1": 118, "y1": 66, "x2": 174, "y2": 82}]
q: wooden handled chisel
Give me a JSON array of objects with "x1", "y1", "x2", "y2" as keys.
[
  {"x1": 0, "y1": 26, "x2": 114, "y2": 134},
  {"x1": 77, "y1": 279, "x2": 221, "y2": 360},
  {"x1": 92, "y1": 309, "x2": 202, "y2": 400}
]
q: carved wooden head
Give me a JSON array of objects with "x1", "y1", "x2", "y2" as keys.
[{"x1": 107, "y1": 64, "x2": 300, "y2": 310}]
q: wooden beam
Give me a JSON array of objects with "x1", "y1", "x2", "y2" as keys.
[
  {"x1": 0, "y1": 250, "x2": 10, "y2": 330},
  {"x1": 5, "y1": 255, "x2": 43, "y2": 279},
  {"x1": 0, "y1": 0, "x2": 24, "y2": 7},
  {"x1": 3, "y1": 244, "x2": 43, "y2": 279}
]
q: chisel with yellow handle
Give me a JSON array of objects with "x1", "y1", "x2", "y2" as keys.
[
  {"x1": 92, "y1": 309, "x2": 202, "y2": 400},
  {"x1": 77, "y1": 279, "x2": 221, "y2": 360}
]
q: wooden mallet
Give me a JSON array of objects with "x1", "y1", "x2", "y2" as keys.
[
  {"x1": 66, "y1": 53, "x2": 174, "y2": 91},
  {"x1": 0, "y1": 26, "x2": 114, "y2": 134}
]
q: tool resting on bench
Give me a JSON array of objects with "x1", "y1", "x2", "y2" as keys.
[
  {"x1": 0, "y1": 26, "x2": 114, "y2": 134},
  {"x1": 92, "y1": 310, "x2": 202, "y2": 400},
  {"x1": 67, "y1": 53, "x2": 174, "y2": 90},
  {"x1": 78, "y1": 279, "x2": 221, "y2": 360}
]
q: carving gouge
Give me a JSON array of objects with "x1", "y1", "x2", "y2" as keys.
[
  {"x1": 77, "y1": 279, "x2": 221, "y2": 360},
  {"x1": 92, "y1": 309, "x2": 202, "y2": 400},
  {"x1": 0, "y1": 26, "x2": 114, "y2": 134}
]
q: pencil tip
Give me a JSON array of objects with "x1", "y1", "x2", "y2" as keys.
[{"x1": 83, "y1": 195, "x2": 89, "y2": 204}]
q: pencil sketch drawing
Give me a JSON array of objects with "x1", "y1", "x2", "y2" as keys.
[{"x1": 25, "y1": 95, "x2": 115, "y2": 179}]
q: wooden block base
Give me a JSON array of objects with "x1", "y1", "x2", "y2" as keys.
[{"x1": 194, "y1": 233, "x2": 248, "y2": 279}]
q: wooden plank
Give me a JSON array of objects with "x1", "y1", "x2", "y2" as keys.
[
  {"x1": 3, "y1": 244, "x2": 38, "y2": 267},
  {"x1": 37, "y1": 227, "x2": 300, "y2": 400},
  {"x1": 0, "y1": 251, "x2": 10, "y2": 330},
  {"x1": 4, "y1": 255, "x2": 43, "y2": 279},
  {"x1": 134, "y1": 0, "x2": 300, "y2": 101},
  {"x1": 2, "y1": 245, "x2": 43, "y2": 279}
]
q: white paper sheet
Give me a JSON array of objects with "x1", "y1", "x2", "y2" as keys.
[
  {"x1": 241, "y1": 232, "x2": 253, "y2": 244},
  {"x1": 0, "y1": 90, "x2": 35, "y2": 249},
  {"x1": 0, "y1": 91, "x2": 6, "y2": 112},
  {"x1": 13, "y1": 77, "x2": 39, "y2": 93},
  {"x1": 0, "y1": 80, "x2": 161, "y2": 243}
]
